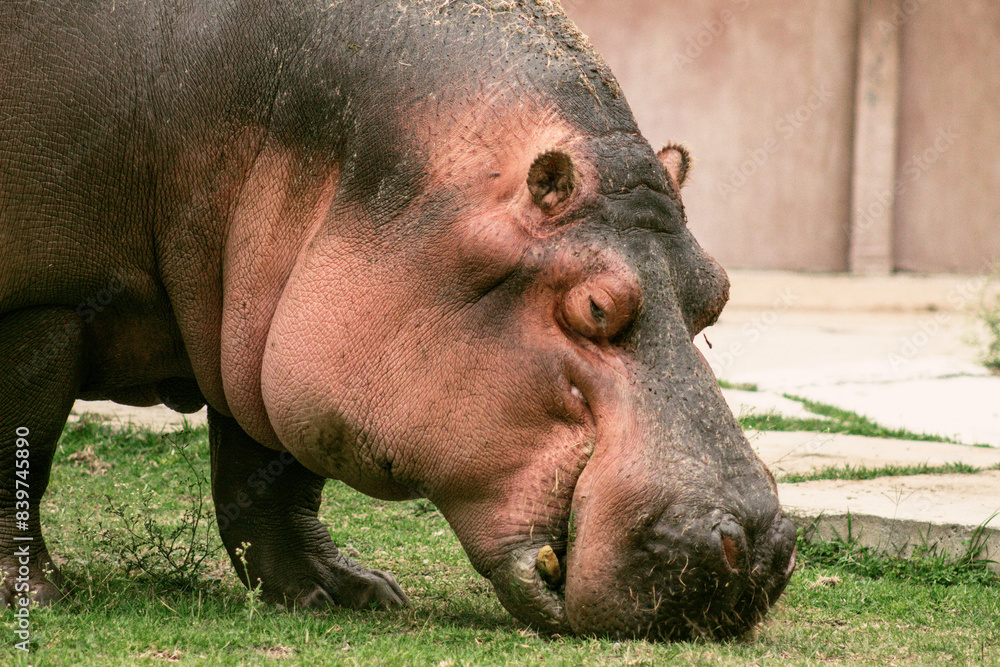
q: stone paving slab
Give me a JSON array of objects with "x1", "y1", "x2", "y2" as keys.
[
  {"x1": 723, "y1": 270, "x2": 995, "y2": 313},
  {"x1": 777, "y1": 471, "x2": 1000, "y2": 528},
  {"x1": 773, "y1": 375, "x2": 1000, "y2": 447},
  {"x1": 731, "y1": 356, "x2": 991, "y2": 389},
  {"x1": 723, "y1": 356, "x2": 1000, "y2": 447},
  {"x1": 752, "y1": 429, "x2": 1000, "y2": 568},
  {"x1": 695, "y1": 271, "x2": 1000, "y2": 448},
  {"x1": 751, "y1": 430, "x2": 1000, "y2": 477},
  {"x1": 786, "y1": 510, "x2": 1000, "y2": 573}
]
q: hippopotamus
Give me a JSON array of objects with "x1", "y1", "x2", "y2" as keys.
[{"x1": 0, "y1": 0, "x2": 795, "y2": 640}]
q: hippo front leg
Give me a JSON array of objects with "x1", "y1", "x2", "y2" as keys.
[{"x1": 207, "y1": 407, "x2": 407, "y2": 610}]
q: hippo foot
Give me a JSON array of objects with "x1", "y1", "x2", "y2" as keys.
[
  {"x1": 273, "y1": 552, "x2": 408, "y2": 611},
  {"x1": 228, "y1": 527, "x2": 409, "y2": 611},
  {"x1": 0, "y1": 552, "x2": 65, "y2": 608},
  {"x1": 207, "y1": 407, "x2": 408, "y2": 612}
]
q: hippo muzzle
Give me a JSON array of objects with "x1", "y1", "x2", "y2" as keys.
[{"x1": 493, "y1": 507, "x2": 797, "y2": 640}]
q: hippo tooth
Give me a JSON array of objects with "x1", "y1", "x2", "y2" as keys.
[{"x1": 536, "y1": 545, "x2": 563, "y2": 588}]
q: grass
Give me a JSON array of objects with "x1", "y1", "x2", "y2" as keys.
[
  {"x1": 719, "y1": 381, "x2": 962, "y2": 443},
  {"x1": 2, "y1": 420, "x2": 999, "y2": 665},
  {"x1": 776, "y1": 461, "x2": 1000, "y2": 484},
  {"x1": 737, "y1": 394, "x2": 964, "y2": 444},
  {"x1": 716, "y1": 380, "x2": 759, "y2": 392}
]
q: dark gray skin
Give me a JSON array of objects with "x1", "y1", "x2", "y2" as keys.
[{"x1": 0, "y1": 0, "x2": 796, "y2": 639}]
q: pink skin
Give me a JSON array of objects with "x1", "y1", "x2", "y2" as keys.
[{"x1": 221, "y1": 148, "x2": 341, "y2": 449}]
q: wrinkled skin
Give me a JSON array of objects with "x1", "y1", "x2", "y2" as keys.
[{"x1": 0, "y1": 0, "x2": 795, "y2": 639}]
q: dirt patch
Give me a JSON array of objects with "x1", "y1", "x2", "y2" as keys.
[{"x1": 67, "y1": 445, "x2": 112, "y2": 475}]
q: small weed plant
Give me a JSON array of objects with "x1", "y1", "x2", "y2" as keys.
[
  {"x1": 234, "y1": 542, "x2": 264, "y2": 623},
  {"x1": 92, "y1": 476, "x2": 220, "y2": 590},
  {"x1": 66, "y1": 419, "x2": 222, "y2": 592},
  {"x1": 978, "y1": 267, "x2": 1000, "y2": 374}
]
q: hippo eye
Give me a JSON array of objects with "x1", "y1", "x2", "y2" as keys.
[
  {"x1": 589, "y1": 298, "x2": 606, "y2": 327},
  {"x1": 563, "y1": 280, "x2": 637, "y2": 343}
]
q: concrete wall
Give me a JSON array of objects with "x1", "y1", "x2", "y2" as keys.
[
  {"x1": 894, "y1": 0, "x2": 1000, "y2": 273},
  {"x1": 563, "y1": 0, "x2": 1000, "y2": 274}
]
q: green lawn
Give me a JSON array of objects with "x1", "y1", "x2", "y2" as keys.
[{"x1": 2, "y1": 420, "x2": 998, "y2": 665}]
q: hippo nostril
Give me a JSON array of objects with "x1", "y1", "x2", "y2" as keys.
[
  {"x1": 764, "y1": 514, "x2": 798, "y2": 582},
  {"x1": 714, "y1": 516, "x2": 747, "y2": 574},
  {"x1": 721, "y1": 535, "x2": 741, "y2": 571}
]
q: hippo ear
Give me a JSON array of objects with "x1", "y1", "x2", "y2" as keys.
[
  {"x1": 527, "y1": 150, "x2": 575, "y2": 213},
  {"x1": 657, "y1": 143, "x2": 692, "y2": 191}
]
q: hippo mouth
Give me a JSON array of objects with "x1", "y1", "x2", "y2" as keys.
[
  {"x1": 491, "y1": 502, "x2": 797, "y2": 640},
  {"x1": 488, "y1": 518, "x2": 575, "y2": 634},
  {"x1": 484, "y1": 411, "x2": 799, "y2": 640},
  {"x1": 486, "y1": 424, "x2": 590, "y2": 633},
  {"x1": 485, "y1": 379, "x2": 596, "y2": 630}
]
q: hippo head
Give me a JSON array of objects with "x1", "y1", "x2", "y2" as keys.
[{"x1": 248, "y1": 8, "x2": 795, "y2": 641}]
